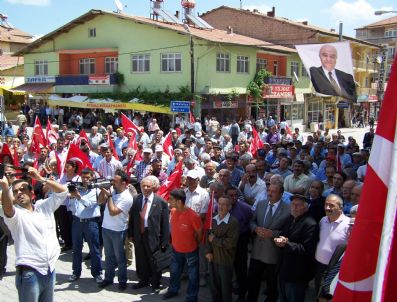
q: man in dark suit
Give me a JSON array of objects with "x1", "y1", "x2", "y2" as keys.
[
  {"x1": 274, "y1": 194, "x2": 319, "y2": 302},
  {"x1": 246, "y1": 183, "x2": 291, "y2": 302},
  {"x1": 128, "y1": 176, "x2": 170, "y2": 292},
  {"x1": 309, "y1": 44, "x2": 357, "y2": 101}
]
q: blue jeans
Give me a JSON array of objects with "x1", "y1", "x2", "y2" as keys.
[
  {"x1": 279, "y1": 280, "x2": 307, "y2": 302},
  {"x1": 72, "y1": 217, "x2": 102, "y2": 277},
  {"x1": 168, "y1": 248, "x2": 199, "y2": 302},
  {"x1": 102, "y1": 228, "x2": 127, "y2": 283},
  {"x1": 15, "y1": 268, "x2": 55, "y2": 302}
]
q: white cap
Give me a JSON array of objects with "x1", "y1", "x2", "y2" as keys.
[
  {"x1": 143, "y1": 148, "x2": 153, "y2": 154},
  {"x1": 195, "y1": 131, "x2": 202, "y2": 138},
  {"x1": 155, "y1": 145, "x2": 163, "y2": 152},
  {"x1": 186, "y1": 170, "x2": 200, "y2": 179}
]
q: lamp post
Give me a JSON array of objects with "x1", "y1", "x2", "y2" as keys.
[
  {"x1": 374, "y1": 10, "x2": 397, "y2": 16},
  {"x1": 183, "y1": 24, "x2": 196, "y2": 117}
]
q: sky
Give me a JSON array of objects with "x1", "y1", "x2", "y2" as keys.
[{"x1": 0, "y1": 0, "x2": 395, "y2": 39}]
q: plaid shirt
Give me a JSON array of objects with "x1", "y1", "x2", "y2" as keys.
[{"x1": 136, "y1": 160, "x2": 152, "y2": 182}]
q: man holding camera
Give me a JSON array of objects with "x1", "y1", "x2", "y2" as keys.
[
  {"x1": 67, "y1": 168, "x2": 103, "y2": 283},
  {"x1": 0, "y1": 167, "x2": 68, "y2": 302}
]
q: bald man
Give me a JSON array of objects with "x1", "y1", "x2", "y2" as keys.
[{"x1": 309, "y1": 44, "x2": 357, "y2": 101}]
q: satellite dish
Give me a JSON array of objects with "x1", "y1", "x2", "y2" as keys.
[{"x1": 114, "y1": 0, "x2": 125, "y2": 13}]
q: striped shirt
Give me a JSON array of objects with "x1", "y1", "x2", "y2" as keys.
[{"x1": 97, "y1": 157, "x2": 123, "y2": 179}]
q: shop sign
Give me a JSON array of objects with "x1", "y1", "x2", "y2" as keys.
[
  {"x1": 213, "y1": 100, "x2": 238, "y2": 109},
  {"x1": 89, "y1": 75, "x2": 110, "y2": 85},
  {"x1": 26, "y1": 76, "x2": 56, "y2": 83},
  {"x1": 263, "y1": 84, "x2": 294, "y2": 99},
  {"x1": 337, "y1": 102, "x2": 350, "y2": 108},
  {"x1": 357, "y1": 95, "x2": 378, "y2": 103},
  {"x1": 266, "y1": 77, "x2": 293, "y2": 85}
]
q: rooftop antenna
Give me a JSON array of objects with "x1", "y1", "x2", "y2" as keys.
[{"x1": 114, "y1": 0, "x2": 126, "y2": 13}]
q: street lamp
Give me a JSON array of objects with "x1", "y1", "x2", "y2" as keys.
[
  {"x1": 183, "y1": 24, "x2": 195, "y2": 95},
  {"x1": 374, "y1": 10, "x2": 397, "y2": 16}
]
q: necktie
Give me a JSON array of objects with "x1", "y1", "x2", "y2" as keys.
[
  {"x1": 140, "y1": 197, "x2": 148, "y2": 234},
  {"x1": 328, "y1": 72, "x2": 341, "y2": 95},
  {"x1": 263, "y1": 203, "x2": 274, "y2": 228}
]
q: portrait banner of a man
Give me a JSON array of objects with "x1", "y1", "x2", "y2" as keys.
[{"x1": 296, "y1": 41, "x2": 357, "y2": 101}]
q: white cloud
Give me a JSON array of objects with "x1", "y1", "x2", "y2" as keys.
[
  {"x1": 6, "y1": 0, "x2": 51, "y2": 6},
  {"x1": 328, "y1": 0, "x2": 393, "y2": 24}
]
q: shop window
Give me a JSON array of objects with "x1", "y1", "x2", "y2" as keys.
[
  {"x1": 105, "y1": 57, "x2": 118, "y2": 74},
  {"x1": 216, "y1": 53, "x2": 230, "y2": 72},
  {"x1": 307, "y1": 100, "x2": 323, "y2": 124},
  {"x1": 161, "y1": 53, "x2": 181, "y2": 72},
  {"x1": 132, "y1": 54, "x2": 150, "y2": 73},
  {"x1": 34, "y1": 60, "x2": 48, "y2": 76},
  {"x1": 79, "y1": 58, "x2": 95, "y2": 75},
  {"x1": 237, "y1": 56, "x2": 249, "y2": 73}
]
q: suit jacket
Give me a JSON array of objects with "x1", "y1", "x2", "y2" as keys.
[
  {"x1": 128, "y1": 193, "x2": 170, "y2": 253},
  {"x1": 310, "y1": 66, "x2": 357, "y2": 101},
  {"x1": 250, "y1": 200, "x2": 291, "y2": 264},
  {"x1": 277, "y1": 212, "x2": 319, "y2": 282}
]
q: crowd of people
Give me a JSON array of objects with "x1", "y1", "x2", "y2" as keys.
[{"x1": 0, "y1": 108, "x2": 375, "y2": 302}]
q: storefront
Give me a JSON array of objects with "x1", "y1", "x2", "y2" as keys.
[{"x1": 201, "y1": 95, "x2": 249, "y2": 123}]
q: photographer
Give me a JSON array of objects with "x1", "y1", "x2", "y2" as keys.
[
  {"x1": 0, "y1": 167, "x2": 68, "y2": 302},
  {"x1": 67, "y1": 168, "x2": 103, "y2": 283}
]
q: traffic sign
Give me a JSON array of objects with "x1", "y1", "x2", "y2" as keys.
[{"x1": 170, "y1": 101, "x2": 190, "y2": 113}]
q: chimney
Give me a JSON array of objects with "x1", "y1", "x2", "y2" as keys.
[
  {"x1": 227, "y1": 26, "x2": 234, "y2": 35},
  {"x1": 330, "y1": 28, "x2": 335, "y2": 32},
  {"x1": 267, "y1": 6, "x2": 275, "y2": 17},
  {"x1": 302, "y1": 21, "x2": 308, "y2": 25},
  {"x1": 175, "y1": 11, "x2": 180, "y2": 19},
  {"x1": 253, "y1": 9, "x2": 259, "y2": 13}
]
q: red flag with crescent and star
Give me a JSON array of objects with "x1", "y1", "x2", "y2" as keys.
[
  {"x1": 31, "y1": 116, "x2": 47, "y2": 154},
  {"x1": 333, "y1": 58, "x2": 397, "y2": 301},
  {"x1": 121, "y1": 113, "x2": 140, "y2": 136},
  {"x1": 162, "y1": 131, "x2": 174, "y2": 158},
  {"x1": 157, "y1": 161, "x2": 183, "y2": 201},
  {"x1": 64, "y1": 143, "x2": 93, "y2": 175}
]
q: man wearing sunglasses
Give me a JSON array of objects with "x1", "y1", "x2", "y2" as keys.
[{"x1": 0, "y1": 167, "x2": 68, "y2": 302}]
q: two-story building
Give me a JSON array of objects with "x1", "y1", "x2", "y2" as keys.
[
  {"x1": 13, "y1": 9, "x2": 294, "y2": 121},
  {"x1": 201, "y1": 5, "x2": 380, "y2": 129}
]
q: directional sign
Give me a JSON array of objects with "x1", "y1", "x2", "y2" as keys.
[{"x1": 170, "y1": 101, "x2": 190, "y2": 113}]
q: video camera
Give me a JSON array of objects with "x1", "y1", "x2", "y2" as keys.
[
  {"x1": 67, "y1": 179, "x2": 112, "y2": 193},
  {"x1": 0, "y1": 164, "x2": 28, "y2": 179}
]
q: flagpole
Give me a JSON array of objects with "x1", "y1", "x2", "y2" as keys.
[{"x1": 372, "y1": 121, "x2": 397, "y2": 302}]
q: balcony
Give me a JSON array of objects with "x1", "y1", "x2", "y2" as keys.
[
  {"x1": 357, "y1": 87, "x2": 377, "y2": 96},
  {"x1": 56, "y1": 74, "x2": 118, "y2": 85},
  {"x1": 352, "y1": 60, "x2": 377, "y2": 72}
]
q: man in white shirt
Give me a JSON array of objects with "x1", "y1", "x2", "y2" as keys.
[
  {"x1": 98, "y1": 170, "x2": 133, "y2": 290},
  {"x1": 238, "y1": 164, "x2": 266, "y2": 206},
  {"x1": 1, "y1": 167, "x2": 68, "y2": 302},
  {"x1": 314, "y1": 194, "x2": 350, "y2": 295},
  {"x1": 97, "y1": 146, "x2": 123, "y2": 179}
]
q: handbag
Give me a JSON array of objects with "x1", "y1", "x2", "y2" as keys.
[{"x1": 152, "y1": 245, "x2": 173, "y2": 272}]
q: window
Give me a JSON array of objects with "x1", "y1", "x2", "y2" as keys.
[
  {"x1": 385, "y1": 29, "x2": 397, "y2": 38},
  {"x1": 307, "y1": 100, "x2": 323, "y2": 124},
  {"x1": 273, "y1": 61, "x2": 278, "y2": 76},
  {"x1": 105, "y1": 57, "x2": 118, "y2": 74},
  {"x1": 131, "y1": 54, "x2": 150, "y2": 73},
  {"x1": 237, "y1": 56, "x2": 249, "y2": 73},
  {"x1": 34, "y1": 60, "x2": 48, "y2": 76},
  {"x1": 388, "y1": 47, "x2": 396, "y2": 60},
  {"x1": 290, "y1": 61, "x2": 299, "y2": 77},
  {"x1": 301, "y1": 64, "x2": 308, "y2": 77},
  {"x1": 216, "y1": 53, "x2": 230, "y2": 72},
  {"x1": 79, "y1": 58, "x2": 95, "y2": 75},
  {"x1": 256, "y1": 58, "x2": 268, "y2": 72},
  {"x1": 88, "y1": 28, "x2": 96, "y2": 38},
  {"x1": 161, "y1": 53, "x2": 181, "y2": 72}
]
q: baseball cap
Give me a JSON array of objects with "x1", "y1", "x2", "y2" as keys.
[
  {"x1": 155, "y1": 145, "x2": 163, "y2": 152},
  {"x1": 186, "y1": 170, "x2": 200, "y2": 179},
  {"x1": 290, "y1": 194, "x2": 310, "y2": 204},
  {"x1": 143, "y1": 148, "x2": 153, "y2": 154}
]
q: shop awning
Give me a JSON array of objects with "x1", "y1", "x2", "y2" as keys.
[
  {"x1": 47, "y1": 95, "x2": 171, "y2": 114},
  {"x1": 0, "y1": 86, "x2": 25, "y2": 96},
  {"x1": 12, "y1": 83, "x2": 54, "y2": 94}
]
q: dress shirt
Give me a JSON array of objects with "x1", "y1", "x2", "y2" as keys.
[
  {"x1": 142, "y1": 193, "x2": 154, "y2": 228},
  {"x1": 98, "y1": 157, "x2": 123, "y2": 179},
  {"x1": 322, "y1": 67, "x2": 341, "y2": 88},
  {"x1": 4, "y1": 190, "x2": 68, "y2": 275},
  {"x1": 241, "y1": 177, "x2": 266, "y2": 200},
  {"x1": 315, "y1": 214, "x2": 350, "y2": 265},
  {"x1": 114, "y1": 136, "x2": 129, "y2": 157},
  {"x1": 263, "y1": 200, "x2": 281, "y2": 221},
  {"x1": 284, "y1": 173, "x2": 311, "y2": 194},
  {"x1": 185, "y1": 186, "x2": 210, "y2": 214},
  {"x1": 214, "y1": 212, "x2": 231, "y2": 225},
  {"x1": 68, "y1": 188, "x2": 101, "y2": 219}
]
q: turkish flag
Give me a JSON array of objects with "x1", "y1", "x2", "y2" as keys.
[
  {"x1": 54, "y1": 151, "x2": 62, "y2": 177},
  {"x1": 46, "y1": 118, "x2": 59, "y2": 147},
  {"x1": 64, "y1": 143, "x2": 93, "y2": 174},
  {"x1": 121, "y1": 113, "x2": 140, "y2": 135},
  {"x1": 78, "y1": 129, "x2": 91, "y2": 149},
  {"x1": 0, "y1": 144, "x2": 13, "y2": 164},
  {"x1": 157, "y1": 161, "x2": 183, "y2": 201},
  {"x1": 189, "y1": 112, "x2": 195, "y2": 124},
  {"x1": 333, "y1": 57, "x2": 397, "y2": 301},
  {"x1": 31, "y1": 116, "x2": 47, "y2": 154},
  {"x1": 162, "y1": 131, "x2": 174, "y2": 158},
  {"x1": 249, "y1": 126, "x2": 264, "y2": 157}
]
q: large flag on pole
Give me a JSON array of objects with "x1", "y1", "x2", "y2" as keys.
[
  {"x1": 162, "y1": 131, "x2": 174, "y2": 158},
  {"x1": 249, "y1": 126, "x2": 264, "y2": 157},
  {"x1": 121, "y1": 113, "x2": 140, "y2": 135},
  {"x1": 31, "y1": 116, "x2": 46, "y2": 154},
  {"x1": 333, "y1": 58, "x2": 397, "y2": 301},
  {"x1": 46, "y1": 118, "x2": 59, "y2": 146}
]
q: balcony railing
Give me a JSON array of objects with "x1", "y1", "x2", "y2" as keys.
[
  {"x1": 357, "y1": 87, "x2": 377, "y2": 95},
  {"x1": 55, "y1": 74, "x2": 118, "y2": 85},
  {"x1": 353, "y1": 59, "x2": 377, "y2": 70}
]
